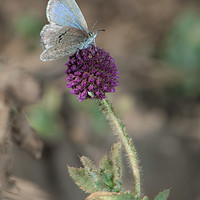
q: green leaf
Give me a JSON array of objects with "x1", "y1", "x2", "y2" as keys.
[
  {"x1": 110, "y1": 143, "x2": 122, "y2": 179},
  {"x1": 86, "y1": 191, "x2": 136, "y2": 200},
  {"x1": 102, "y1": 172, "x2": 114, "y2": 189},
  {"x1": 154, "y1": 189, "x2": 170, "y2": 200},
  {"x1": 68, "y1": 143, "x2": 124, "y2": 194},
  {"x1": 81, "y1": 156, "x2": 97, "y2": 171},
  {"x1": 142, "y1": 197, "x2": 148, "y2": 200},
  {"x1": 110, "y1": 143, "x2": 122, "y2": 192},
  {"x1": 28, "y1": 87, "x2": 63, "y2": 141},
  {"x1": 100, "y1": 155, "x2": 113, "y2": 173},
  {"x1": 99, "y1": 154, "x2": 115, "y2": 191},
  {"x1": 68, "y1": 166, "x2": 98, "y2": 193},
  {"x1": 14, "y1": 14, "x2": 43, "y2": 38},
  {"x1": 112, "y1": 180, "x2": 122, "y2": 193},
  {"x1": 80, "y1": 156, "x2": 108, "y2": 191}
]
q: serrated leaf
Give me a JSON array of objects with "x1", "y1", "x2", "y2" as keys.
[
  {"x1": 68, "y1": 166, "x2": 98, "y2": 193},
  {"x1": 68, "y1": 143, "x2": 124, "y2": 194},
  {"x1": 154, "y1": 189, "x2": 170, "y2": 200},
  {"x1": 86, "y1": 169, "x2": 106, "y2": 191},
  {"x1": 80, "y1": 156, "x2": 106, "y2": 191},
  {"x1": 86, "y1": 191, "x2": 136, "y2": 200},
  {"x1": 81, "y1": 156, "x2": 97, "y2": 171}
]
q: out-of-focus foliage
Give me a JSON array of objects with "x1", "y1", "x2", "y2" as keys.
[
  {"x1": 12, "y1": 14, "x2": 43, "y2": 50},
  {"x1": 28, "y1": 86, "x2": 64, "y2": 141},
  {"x1": 13, "y1": 14, "x2": 43, "y2": 39},
  {"x1": 69, "y1": 95, "x2": 109, "y2": 136},
  {"x1": 160, "y1": 9, "x2": 200, "y2": 97}
]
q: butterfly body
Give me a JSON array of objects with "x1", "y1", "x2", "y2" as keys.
[{"x1": 40, "y1": 0, "x2": 98, "y2": 61}]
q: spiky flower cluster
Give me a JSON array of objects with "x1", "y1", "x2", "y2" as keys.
[{"x1": 65, "y1": 45, "x2": 119, "y2": 102}]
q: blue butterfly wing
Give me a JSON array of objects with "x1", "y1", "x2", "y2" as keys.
[{"x1": 47, "y1": 0, "x2": 88, "y2": 31}]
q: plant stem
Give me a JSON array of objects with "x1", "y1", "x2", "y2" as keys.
[{"x1": 98, "y1": 98, "x2": 141, "y2": 198}]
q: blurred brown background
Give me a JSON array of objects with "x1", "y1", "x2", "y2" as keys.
[{"x1": 0, "y1": 0, "x2": 200, "y2": 199}]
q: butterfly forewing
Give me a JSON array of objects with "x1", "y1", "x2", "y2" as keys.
[{"x1": 47, "y1": 0, "x2": 88, "y2": 31}]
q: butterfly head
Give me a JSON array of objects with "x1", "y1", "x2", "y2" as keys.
[
  {"x1": 88, "y1": 29, "x2": 105, "y2": 39},
  {"x1": 85, "y1": 29, "x2": 105, "y2": 48},
  {"x1": 88, "y1": 31, "x2": 97, "y2": 39}
]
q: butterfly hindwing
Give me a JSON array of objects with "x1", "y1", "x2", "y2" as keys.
[
  {"x1": 41, "y1": 24, "x2": 88, "y2": 48},
  {"x1": 40, "y1": 27, "x2": 88, "y2": 61},
  {"x1": 40, "y1": 23, "x2": 63, "y2": 49},
  {"x1": 40, "y1": 42, "x2": 83, "y2": 61}
]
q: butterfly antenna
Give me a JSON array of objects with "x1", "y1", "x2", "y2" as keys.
[
  {"x1": 91, "y1": 19, "x2": 98, "y2": 31},
  {"x1": 97, "y1": 29, "x2": 105, "y2": 32}
]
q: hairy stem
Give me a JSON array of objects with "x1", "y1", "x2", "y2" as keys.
[{"x1": 98, "y1": 98, "x2": 141, "y2": 198}]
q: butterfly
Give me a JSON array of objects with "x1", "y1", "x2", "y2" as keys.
[{"x1": 40, "y1": 0, "x2": 104, "y2": 61}]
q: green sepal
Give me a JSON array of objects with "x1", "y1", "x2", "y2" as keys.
[{"x1": 154, "y1": 189, "x2": 170, "y2": 200}]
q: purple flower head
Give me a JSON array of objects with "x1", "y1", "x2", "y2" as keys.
[{"x1": 65, "y1": 45, "x2": 119, "y2": 102}]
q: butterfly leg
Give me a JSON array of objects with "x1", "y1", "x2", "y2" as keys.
[
  {"x1": 92, "y1": 39, "x2": 96, "y2": 47},
  {"x1": 75, "y1": 48, "x2": 81, "y2": 55},
  {"x1": 89, "y1": 41, "x2": 96, "y2": 56}
]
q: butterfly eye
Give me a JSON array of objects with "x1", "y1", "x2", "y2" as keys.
[{"x1": 88, "y1": 32, "x2": 94, "y2": 37}]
